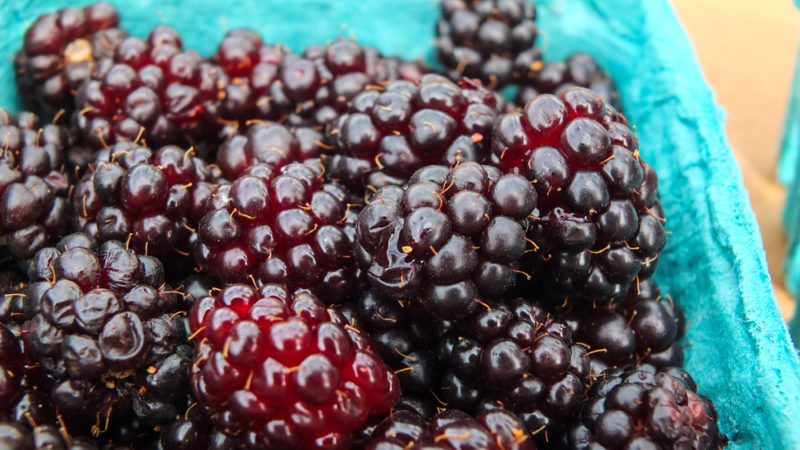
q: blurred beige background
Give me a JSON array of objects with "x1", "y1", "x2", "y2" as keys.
[{"x1": 672, "y1": 0, "x2": 800, "y2": 319}]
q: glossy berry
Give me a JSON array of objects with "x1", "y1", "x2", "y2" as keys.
[
  {"x1": 194, "y1": 161, "x2": 358, "y2": 303},
  {"x1": 210, "y1": 29, "x2": 291, "y2": 131},
  {"x1": 188, "y1": 283, "x2": 399, "y2": 449},
  {"x1": 436, "y1": 0, "x2": 539, "y2": 88},
  {"x1": 0, "y1": 422, "x2": 98, "y2": 450},
  {"x1": 0, "y1": 110, "x2": 73, "y2": 259},
  {"x1": 326, "y1": 74, "x2": 506, "y2": 198},
  {"x1": 14, "y1": 2, "x2": 127, "y2": 117},
  {"x1": 22, "y1": 234, "x2": 191, "y2": 435},
  {"x1": 572, "y1": 280, "x2": 685, "y2": 375},
  {"x1": 366, "y1": 408, "x2": 534, "y2": 449},
  {"x1": 567, "y1": 365, "x2": 726, "y2": 449},
  {"x1": 437, "y1": 297, "x2": 590, "y2": 439},
  {"x1": 493, "y1": 87, "x2": 665, "y2": 305},
  {"x1": 343, "y1": 289, "x2": 447, "y2": 397},
  {"x1": 72, "y1": 142, "x2": 219, "y2": 257},
  {"x1": 72, "y1": 26, "x2": 221, "y2": 152},
  {"x1": 216, "y1": 121, "x2": 321, "y2": 181},
  {"x1": 516, "y1": 53, "x2": 621, "y2": 111},
  {"x1": 355, "y1": 163, "x2": 536, "y2": 318}
]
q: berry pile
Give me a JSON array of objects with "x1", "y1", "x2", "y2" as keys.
[
  {"x1": 0, "y1": 2, "x2": 728, "y2": 449},
  {"x1": 325, "y1": 75, "x2": 506, "y2": 197},
  {"x1": 14, "y1": 2, "x2": 127, "y2": 118}
]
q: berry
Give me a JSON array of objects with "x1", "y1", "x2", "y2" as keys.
[
  {"x1": 325, "y1": 74, "x2": 506, "y2": 198},
  {"x1": 0, "y1": 110, "x2": 73, "y2": 259},
  {"x1": 194, "y1": 161, "x2": 358, "y2": 303},
  {"x1": 492, "y1": 87, "x2": 665, "y2": 305},
  {"x1": 209, "y1": 29, "x2": 291, "y2": 131},
  {"x1": 571, "y1": 280, "x2": 685, "y2": 375},
  {"x1": 216, "y1": 121, "x2": 322, "y2": 181},
  {"x1": 22, "y1": 234, "x2": 191, "y2": 435},
  {"x1": 516, "y1": 53, "x2": 621, "y2": 111},
  {"x1": 188, "y1": 283, "x2": 399, "y2": 448},
  {"x1": 14, "y1": 2, "x2": 127, "y2": 117},
  {"x1": 342, "y1": 289, "x2": 447, "y2": 397},
  {"x1": 212, "y1": 33, "x2": 423, "y2": 134},
  {"x1": 365, "y1": 408, "x2": 534, "y2": 449},
  {"x1": 0, "y1": 422, "x2": 98, "y2": 450},
  {"x1": 435, "y1": 0, "x2": 539, "y2": 89},
  {"x1": 72, "y1": 26, "x2": 221, "y2": 152},
  {"x1": 436, "y1": 297, "x2": 590, "y2": 439},
  {"x1": 71, "y1": 142, "x2": 219, "y2": 258},
  {"x1": 567, "y1": 365, "x2": 726, "y2": 449},
  {"x1": 355, "y1": 163, "x2": 536, "y2": 318}
]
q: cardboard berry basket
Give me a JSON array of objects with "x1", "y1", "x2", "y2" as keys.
[
  {"x1": 781, "y1": 2, "x2": 800, "y2": 351},
  {"x1": 3, "y1": 0, "x2": 800, "y2": 447}
]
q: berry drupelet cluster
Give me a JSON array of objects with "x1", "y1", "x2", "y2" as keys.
[
  {"x1": 216, "y1": 121, "x2": 321, "y2": 181},
  {"x1": 14, "y1": 2, "x2": 127, "y2": 118},
  {"x1": 355, "y1": 163, "x2": 536, "y2": 319},
  {"x1": 516, "y1": 52, "x2": 621, "y2": 111},
  {"x1": 22, "y1": 233, "x2": 191, "y2": 437},
  {"x1": 493, "y1": 87, "x2": 665, "y2": 306},
  {"x1": 366, "y1": 408, "x2": 534, "y2": 449},
  {"x1": 437, "y1": 296, "x2": 590, "y2": 440},
  {"x1": 72, "y1": 142, "x2": 219, "y2": 258},
  {"x1": 572, "y1": 280, "x2": 685, "y2": 375},
  {"x1": 188, "y1": 283, "x2": 399, "y2": 448},
  {"x1": 0, "y1": 110, "x2": 73, "y2": 260},
  {"x1": 341, "y1": 289, "x2": 446, "y2": 397},
  {"x1": 568, "y1": 365, "x2": 726, "y2": 449},
  {"x1": 436, "y1": 0, "x2": 539, "y2": 88},
  {"x1": 326, "y1": 74, "x2": 506, "y2": 197},
  {"x1": 73, "y1": 26, "x2": 221, "y2": 152},
  {"x1": 193, "y1": 160, "x2": 358, "y2": 302}
]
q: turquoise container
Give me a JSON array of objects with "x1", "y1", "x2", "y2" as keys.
[
  {"x1": 782, "y1": 1, "x2": 800, "y2": 351},
  {"x1": 3, "y1": 0, "x2": 800, "y2": 447}
]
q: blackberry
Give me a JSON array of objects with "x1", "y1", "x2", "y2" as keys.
[
  {"x1": 435, "y1": 297, "x2": 590, "y2": 440},
  {"x1": 210, "y1": 29, "x2": 290, "y2": 133},
  {"x1": 0, "y1": 422, "x2": 98, "y2": 450},
  {"x1": 0, "y1": 110, "x2": 73, "y2": 260},
  {"x1": 72, "y1": 26, "x2": 221, "y2": 152},
  {"x1": 355, "y1": 163, "x2": 536, "y2": 319},
  {"x1": 344, "y1": 289, "x2": 447, "y2": 397},
  {"x1": 278, "y1": 38, "x2": 404, "y2": 127},
  {"x1": 572, "y1": 280, "x2": 685, "y2": 376},
  {"x1": 71, "y1": 142, "x2": 219, "y2": 258},
  {"x1": 567, "y1": 365, "x2": 726, "y2": 449},
  {"x1": 14, "y1": 2, "x2": 127, "y2": 117},
  {"x1": 493, "y1": 87, "x2": 665, "y2": 305},
  {"x1": 325, "y1": 74, "x2": 506, "y2": 198},
  {"x1": 213, "y1": 34, "x2": 420, "y2": 132},
  {"x1": 216, "y1": 121, "x2": 322, "y2": 181},
  {"x1": 365, "y1": 408, "x2": 534, "y2": 449},
  {"x1": 155, "y1": 417, "x2": 238, "y2": 450},
  {"x1": 193, "y1": 161, "x2": 358, "y2": 303},
  {"x1": 436, "y1": 0, "x2": 539, "y2": 88},
  {"x1": 515, "y1": 53, "x2": 621, "y2": 111},
  {"x1": 21, "y1": 234, "x2": 192, "y2": 437},
  {"x1": 188, "y1": 283, "x2": 399, "y2": 448}
]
